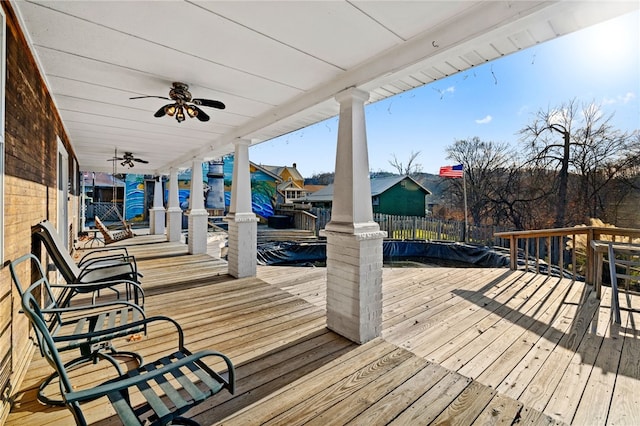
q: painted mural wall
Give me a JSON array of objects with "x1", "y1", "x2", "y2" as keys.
[
  {"x1": 125, "y1": 174, "x2": 145, "y2": 221},
  {"x1": 121, "y1": 157, "x2": 278, "y2": 220},
  {"x1": 223, "y1": 155, "x2": 277, "y2": 218}
]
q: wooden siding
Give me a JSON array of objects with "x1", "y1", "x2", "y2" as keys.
[
  {"x1": 6, "y1": 235, "x2": 639, "y2": 425},
  {"x1": 375, "y1": 180, "x2": 426, "y2": 217},
  {"x1": 0, "y1": 2, "x2": 77, "y2": 423}
]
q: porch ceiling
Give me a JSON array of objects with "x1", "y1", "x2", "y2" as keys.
[{"x1": 12, "y1": 1, "x2": 638, "y2": 175}]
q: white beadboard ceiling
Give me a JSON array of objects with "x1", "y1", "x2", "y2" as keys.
[{"x1": 12, "y1": 0, "x2": 639, "y2": 174}]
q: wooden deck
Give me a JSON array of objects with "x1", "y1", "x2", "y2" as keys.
[{"x1": 6, "y1": 235, "x2": 640, "y2": 425}]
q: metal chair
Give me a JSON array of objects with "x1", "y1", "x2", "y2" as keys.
[
  {"x1": 17, "y1": 254, "x2": 235, "y2": 425},
  {"x1": 32, "y1": 220, "x2": 143, "y2": 306},
  {"x1": 607, "y1": 242, "x2": 640, "y2": 324},
  {"x1": 10, "y1": 254, "x2": 146, "y2": 405}
]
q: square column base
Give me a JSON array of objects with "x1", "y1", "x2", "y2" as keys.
[
  {"x1": 188, "y1": 210, "x2": 209, "y2": 254},
  {"x1": 166, "y1": 208, "x2": 182, "y2": 242},
  {"x1": 226, "y1": 213, "x2": 258, "y2": 278},
  {"x1": 149, "y1": 207, "x2": 166, "y2": 235},
  {"x1": 324, "y1": 229, "x2": 386, "y2": 344}
]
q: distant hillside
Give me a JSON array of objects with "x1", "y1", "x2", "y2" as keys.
[
  {"x1": 615, "y1": 175, "x2": 640, "y2": 228},
  {"x1": 412, "y1": 173, "x2": 449, "y2": 205}
]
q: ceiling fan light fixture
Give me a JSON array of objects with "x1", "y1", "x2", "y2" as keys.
[
  {"x1": 164, "y1": 104, "x2": 177, "y2": 117},
  {"x1": 131, "y1": 82, "x2": 225, "y2": 123},
  {"x1": 185, "y1": 104, "x2": 198, "y2": 118},
  {"x1": 175, "y1": 105, "x2": 186, "y2": 123}
]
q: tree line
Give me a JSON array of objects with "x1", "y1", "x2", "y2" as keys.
[
  {"x1": 442, "y1": 99, "x2": 639, "y2": 230},
  {"x1": 306, "y1": 99, "x2": 639, "y2": 230}
]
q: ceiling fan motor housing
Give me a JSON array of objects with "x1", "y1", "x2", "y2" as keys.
[{"x1": 169, "y1": 82, "x2": 192, "y2": 102}]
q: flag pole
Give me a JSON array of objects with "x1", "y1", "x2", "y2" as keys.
[{"x1": 463, "y1": 169, "x2": 468, "y2": 243}]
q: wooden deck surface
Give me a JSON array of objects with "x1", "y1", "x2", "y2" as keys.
[{"x1": 6, "y1": 235, "x2": 640, "y2": 425}]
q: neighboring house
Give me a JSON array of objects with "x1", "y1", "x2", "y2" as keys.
[
  {"x1": 82, "y1": 172, "x2": 125, "y2": 204},
  {"x1": 81, "y1": 172, "x2": 126, "y2": 222},
  {"x1": 277, "y1": 180, "x2": 306, "y2": 204},
  {"x1": 302, "y1": 175, "x2": 432, "y2": 217},
  {"x1": 223, "y1": 157, "x2": 309, "y2": 218},
  {"x1": 260, "y1": 163, "x2": 307, "y2": 204}
]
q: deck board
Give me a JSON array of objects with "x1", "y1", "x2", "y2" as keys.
[{"x1": 7, "y1": 235, "x2": 639, "y2": 425}]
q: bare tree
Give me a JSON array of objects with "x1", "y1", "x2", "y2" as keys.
[
  {"x1": 389, "y1": 151, "x2": 422, "y2": 176},
  {"x1": 520, "y1": 99, "x2": 637, "y2": 226},
  {"x1": 445, "y1": 137, "x2": 512, "y2": 226}
]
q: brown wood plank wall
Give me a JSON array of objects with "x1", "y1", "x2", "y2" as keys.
[{"x1": 0, "y1": 2, "x2": 77, "y2": 423}]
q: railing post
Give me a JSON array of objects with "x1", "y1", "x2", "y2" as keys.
[
  {"x1": 547, "y1": 236, "x2": 551, "y2": 276},
  {"x1": 510, "y1": 235, "x2": 517, "y2": 270},
  {"x1": 586, "y1": 228, "x2": 594, "y2": 285}
]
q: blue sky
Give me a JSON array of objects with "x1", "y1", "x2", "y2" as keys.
[{"x1": 250, "y1": 10, "x2": 640, "y2": 177}]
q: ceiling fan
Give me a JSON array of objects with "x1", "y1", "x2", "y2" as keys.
[
  {"x1": 108, "y1": 151, "x2": 149, "y2": 168},
  {"x1": 130, "y1": 82, "x2": 225, "y2": 123}
]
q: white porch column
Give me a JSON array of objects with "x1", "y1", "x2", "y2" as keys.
[
  {"x1": 188, "y1": 159, "x2": 208, "y2": 254},
  {"x1": 166, "y1": 168, "x2": 182, "y2": 242},
  {"x1": 225, "y1": 138, "x2": 257, "y2": 278},
  {"x1": 149, "y1": 176, "x2": 165, "y2": 235},
  {"x1": 322, "y1": 87, "x2": 386, "y2": 344}
]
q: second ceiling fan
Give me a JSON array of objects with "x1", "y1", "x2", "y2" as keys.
[
  {"x1": 130, "y1": 82, "x2": 225, "y2": 123},
  {"x1": 109, "y1": 151, "x2": 149, "y2": 168}
]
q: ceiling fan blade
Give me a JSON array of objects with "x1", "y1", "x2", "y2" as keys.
[
  {"x1": 107, "y1": 157, "x2": 125, "y2": 161},
  {"x1": 130, "y1": 95, "x2": 171, "y2": 100},
  {"x1": 154, "y1": 105, "x2": 171, "y2": 118},
  {"x1": 133, "y1": 158, "x2": 149, "y2": 164},
  {"x1": 192, "y1": 98, "x2": 225, "y2": 110},
  {"x1": 190, "y1": 105, "x2": 210, "y2": 122}
]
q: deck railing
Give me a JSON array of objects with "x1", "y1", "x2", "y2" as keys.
[
  {"x1": 87, "y1": 201, "x2": 124, "y2": 221},
  {"x1": 494, "y1": 226, "x2": 640, "y2": 283}
]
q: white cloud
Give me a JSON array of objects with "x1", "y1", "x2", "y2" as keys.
[
  {"x1": 475, "y1": 115, "x2": 492, "y2": 124},
  {"x1": 621, "y1": 92, "x2": 636, "y2": 103},
  {"x1": 444, "y1": 86, "x2": 455, "y2": 94},
  {"x1": 601, "y1": 92, "x2": 636, "y2": 106}
]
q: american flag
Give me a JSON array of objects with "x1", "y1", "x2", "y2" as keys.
[{"x1": 439, "y1": 164, "x2": 464, "y2": 178}]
